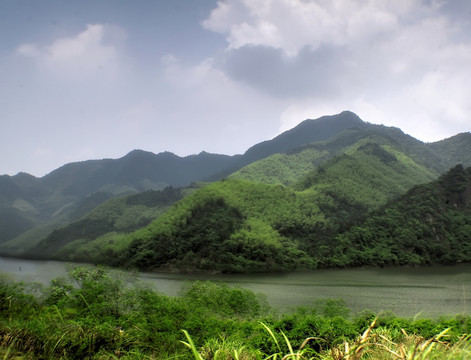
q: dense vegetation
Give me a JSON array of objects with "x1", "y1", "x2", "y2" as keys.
[
  {"x1": 0, "y1": 112, "x2": 364, "y2": 251},
  {"x1": 327, "y1": 164, "x2": 471, "y2": 267},
  {"x1": 1, "y1": 266, "x2": 471, "y2": 359},
  {"x1": 2, "y1": 111, "x2": 470, "y2": 274},
  {"x1": 33, "y1": 186, "x2": 190, "y2": 262},
  {"x1": 110, "y1": 136, "x2": 441, "y2": 272},
  {"x1": 23, "y1": 130, "x2": 471, "y2": 273}
]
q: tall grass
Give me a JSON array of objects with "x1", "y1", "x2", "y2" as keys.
[
  {"x1": 1, "y1": 266, "x2": 471, "y2": 359},
  {"x1": 181, "y1": 320, "x2": 471, "y2": 360}
]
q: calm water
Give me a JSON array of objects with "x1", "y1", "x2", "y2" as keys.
[{"x1": 1, "y1": 256, "x2": 471, "y2": 318}]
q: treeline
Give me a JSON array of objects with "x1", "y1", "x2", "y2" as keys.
[{"x1": 1, "y1": 266, "x2": 471, "y2": 359}]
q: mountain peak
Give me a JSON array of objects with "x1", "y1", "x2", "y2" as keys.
[{"x1": 241, "y1": 111, "x2": 365, "y2": 163}]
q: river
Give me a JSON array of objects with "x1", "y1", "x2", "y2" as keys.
[{"x1": 1, "y1": 256, "x2": 470, "y2": 318}]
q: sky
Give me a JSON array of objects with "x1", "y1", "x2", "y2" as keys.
[{"x1": 1, "y1": 0, "x2": 471, "y2": 177}]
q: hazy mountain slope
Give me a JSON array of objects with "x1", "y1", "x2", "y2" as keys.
[
  {"x1": 241, "y1": 110, "x2": 363, "y2": 163},
  {"x1": 39, "y1": 149, "x2": 235, "y2": 196},
  {"x1": 0, "y1": 151, "x2": 236, "y2": 249},
  {"x1": 0, "y1": 175, "x2": 44, "y2": 244},
  {"x1": 0, "y1": 191, "x2": 117, "y2": 255},
  {"x1": 2, "y1": 111, "x2": 470, "y2": 263},
  {"x1": 31, "y1": 186, "x2": 187, "y2": 261},
  {"x1": 428, "y1": 133, "x2": 471, "y2": 168},
  {"x1": 0, "y1": 111, "x2": 371, "y2": 251},
  {"x1": 24, "y1": 119, "x2": 465, "y2": 268},
  {"x1": 0, "y1": 111, "x2": 365, "y2": 249},
  {"x1": 328, "y1": 165, "x2": 471, "y2": 267},
  {"x1": 229, "y1": 123, "x2": 443, "y2": 186},
  {"x1": 208, "y1": 110, "x2": 365, "y2": 179}
]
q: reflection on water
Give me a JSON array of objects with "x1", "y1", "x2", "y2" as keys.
[{"x1": 1, "y1": 256, "x2": 470, "y2": 317}]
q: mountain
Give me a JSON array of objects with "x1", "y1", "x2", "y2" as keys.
[
  {"x1": 428, "y1": 132, "x2": 471, "y2": 168},
  {"x1": 0, "y1": 151, "x2": 235, "y2": 252},
  {"x1": 30, "y1": 186, "x2": 189, "y2": 261},
  {"x1": 241, "y1": 110, "x2": 364, "y2": 163},
  {"x1": 208, "y1": 110, "x2": 365, "y2": 179},
  {"x1": 228, "y1": 123, "x2": 446, "y2": 186},
  {"x1": 2, "y1": 111, "x2": 471, "y2": 270},
  {"x1": 108, "y1": 127, "x2": 443, "y2": 272},
  {"x1": 29, "y1": 117, "x2": 471, "y2": 272},
  {"x1": 0, "y1": 111, "x2": 366, "y2": 251}
]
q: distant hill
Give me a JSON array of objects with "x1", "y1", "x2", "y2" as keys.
[
  {"x1": 0, "y1": 111, "x2": 366, "y2": 252},
  {"x1": 31, "y1": 186, "x2": 189, "y2": 261},
  {"x1": 228, "y1": 123, "x2": 447, "y2": 186},
  {"x1": 107, "y1": 128, "x2": 441, "y2": 272},
  {"x1": 428, "y1": 132, "x2": 471, "y2": 168},
  {"x1": 27, "y1": 119, "x2": 471, "y2": 271},
  {"x1": 2, "y1": 111, "x2": 471, "y2": 270}
]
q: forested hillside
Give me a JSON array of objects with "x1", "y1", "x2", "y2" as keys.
[
  {"x1": 229, "y1": 124, "x2": 443, "y2": 186},
  {"x1": 110, "y1": 133, "x2": 441, "y2": 272},
  {"x1": 2, "y1": 111, "x2": 471, "y2": 272},
  {"x1": 327, "y1": 164, "x2": 471, "y2": 267},
  {"x1": 31, "y1": 186, "x2": 190, "y2": 260},
  {"x1": 0, "y1": 111, "x2": 363, "y2": 251}
]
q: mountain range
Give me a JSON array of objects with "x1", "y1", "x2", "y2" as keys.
[{"x1": 1, "y1": 110, "x2": 470, "y2": 271}]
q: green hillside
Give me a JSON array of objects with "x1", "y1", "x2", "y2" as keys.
[
  {"x1": 327, "y1": 164, "x2": 471, "y2": 267},
  {"x1": 0, "y1": 111, "x2": 366, "y2": 249},
  {"x1": 29, "y1": 186, "x2": 188, "y2": 262},
  {"x1": 9, "y1": 113, "x2": 471, "y2": 272},
  {"x1": 429, "y1": 132, "x2": 471, "y2": 168},
  {"x1": 229, "y1": 124, "x2": 444, "y2": 186},
  {"x1": 228, "y1": 147, "x2": 330, "y2": 186},
  {"x1": 108, "y1": 135, "x2": 438, "y2": 272},
  {"x1": 26, "y1": 122, "x2": 462, "y2": 272}
]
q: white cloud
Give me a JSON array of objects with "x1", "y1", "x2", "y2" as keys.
[
  {"x1": 204, "y1": 0, "x2": 471, "y2": 142},
  {"x1": 17, "y1": 24, "x2": 125, "y2": 78},
  {"x1": 203, "y1": 0, "x2": 432, "y2": 56}
]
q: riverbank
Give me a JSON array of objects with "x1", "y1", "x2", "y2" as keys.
[
  {"x1": 2, "y1": 256, "x2": 471, "y2": 317},
  {"x1": 1, "y1": 265, "x2": 471, "y2": 359}
]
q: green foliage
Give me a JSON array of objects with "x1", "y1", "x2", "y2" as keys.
[
  {"x1": 333, "y1": 165, "x2": 471, "y2": 267},
  {"x1": 117, "y1": 179, "x2": 320, "y2": 272},
  {"x1": 229, "y1": 148, "x2": 329, "y2": 186},
  {"x1": 429, "y1": 132, "x2": 471, "y2": 169},
  {"x1": 181, "y1": 281, "x2": 269, "y2": 318},
  {"x1": 113, "y1": 134, "x2": 465, "y2": 273},
  {"x1": 2, "y1": 267, "x2": 471, "y2": 359},
  {"x1": 10, "y1": 120, "x2": 471, "y2": 274},
  {"x1": 31, "y1": 186, "x2": 185, "y2": 262}
]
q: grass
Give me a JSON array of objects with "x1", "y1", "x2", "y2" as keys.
[
  {"x1": 2, "y1": 266, "x2": 471, "y2": 359},
  {"x1": 180, "y1": 320, "x2": 471, "y2": 360}
]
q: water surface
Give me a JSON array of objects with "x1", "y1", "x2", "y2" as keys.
[{"x1": 1, "y1": 256, "x2": 470, "y2": 317}]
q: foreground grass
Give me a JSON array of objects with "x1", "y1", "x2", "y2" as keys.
[
  {"x1": 1, "y1": 266, "x2": 471, "y2": 359},
  {"x1": 182, "y1": 322, "x2": 471, "y2": 360}
]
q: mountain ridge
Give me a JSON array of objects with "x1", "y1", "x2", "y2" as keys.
[
  {"x1": 1, "y1": 111, "x2": 470, "y2": 267},
  {"x1": 0, "y1": 111, "x2": 366, "y2": 250},
  {"x1": 20, "y1": 119, "x2": 470, "y2": 270}
]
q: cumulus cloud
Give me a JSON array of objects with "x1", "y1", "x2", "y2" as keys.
[
  {"x1": 17, "y1": 24, "x2": 125, "y2": 78},
  {"x1": 203, "y1": 0, "x2": 431, "y2": 56},
  {"x1": 203, "y1": 0, "x2": 471, "y2": 142}
]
